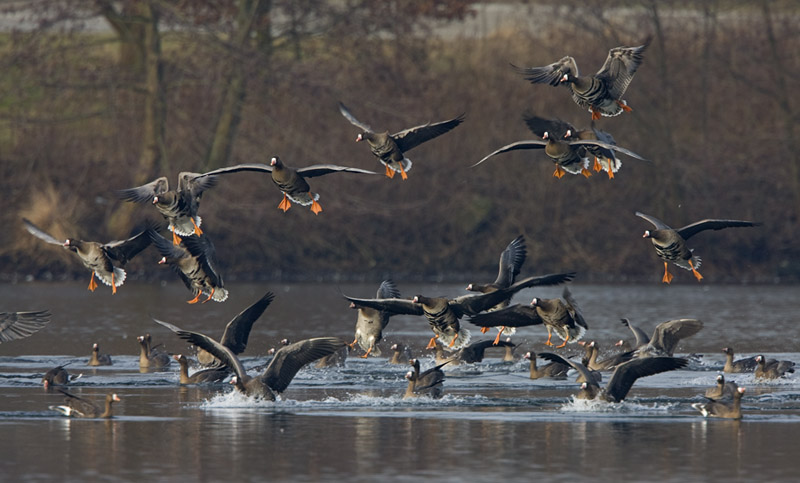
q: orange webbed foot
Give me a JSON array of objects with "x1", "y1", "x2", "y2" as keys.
[
  {"x1": 480, "y1": 327, "x2": 490, "y2": 334},
  {"x1": 581, "y1": 168, "x2": 592, "y2": 178},
  {"x1": 88, "y1": 273, "x2": 98, "y2": 292},
  {"x1": 606, "y1": 167, "x2": 615, "y2": 179},
  {"x1": 689, "y1": 260, "x2": 703, "y2": 282},
  {"x1": 591, "y1": 108, "x2": 601, "y2": 120},
  {"x1": 201, "y1": 288, "x2": 215, "y2": 303},
  {"x1": 593, "y1": 157, "x2": 602, "y2": 172},
  {"x1": 277, "y1": 194, "x2": 292, "y2": 212},
  {"x1": 555, "y1": 335, "x2": 569, "y2": 349},
  {"x1": 191, "y1": 218, "x2": 203, "y2": 236},
  {"x1": 187, "y1": 291, "x2": 202, "y2": 304},
  {"x1": 399, "y1": 166, "x2": 408, "y2": 180},
  {"x1": 172, "y1": 231, "x2": 182, "y2": 245},
  {"x1": 448, "y1": 333, "x2": 459, "y2": 348},
  {"x1": 618, "y1": 100, "x2": 633, "y2": 112},
  {"x1": 310, "y1": 199, "x2": 323, "y2": 215},
  {"x1": 662, "y1": 262, "x2": 674, "y2": 284},
  {"x1": 384, "y1": 165, "x2": 396, "y2": 178},
  {"x1": 111, "y1": 273, "x2": 117, "y2": 295},
  {"x1": 553, "y1": 166, "x2": 566, "y2": 179},
  {"x1": 425, "y1": 336, "x2": 438, "y2": 350},
  {"x1": 492, "y1": 328, "x2": 505, "y2": 346}
]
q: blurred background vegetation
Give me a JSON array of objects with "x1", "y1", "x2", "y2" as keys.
[{"x1": 0, "y1": 0, "x2": 796, "y2": 284}]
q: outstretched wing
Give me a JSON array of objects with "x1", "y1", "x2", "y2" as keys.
[
  {"x1": 376, "y1": 279, "x2": 401, "y2": 299},
  {"x1": 198, "y1": 164, "x2": 273, "y2": 178},
  {"x1": 472, "y1": 140, "x2": 548, "y2": 168},
  {"x1": 153, "y1": 318, "x2": 247, "y2": 381},
  {"x1": 22, "y1": 218, "x2": 64, "y2": 246},
  {"x1": 676, "y1": 219, "x2": 762, "y2": 241},
  {"x1": 635, "y1": 212, "x2": 672, "y2": 231},
  {"x1": 494, "y1": 235, "x2": 527, "y2": 287},
  {"x1": 178, "y1": 172, "x2": 218, "y2": 198},
  {"x1": 511, "y1": 56, "x2": 579, "y2": 86},
  {"x1": 392, "y1": 114, "x2": 465, "y2": 153},
  {"x1": 338, "y1": 102, "x2": 374, "y2": 133},
  {"x1": 453, "y1": 271, "x2": 576, "y2": 317},
  {"x1": 0, "y1": 310, "x2": 51, "y2": 343},
  {"x1": 523, "y1": 114, "x2": 574, "y2": 139},
  {"x1": 261, "y1": 337, "x2": 346, "y2": 393},
  {"x1": 595, "y1": 38, "x2": 651, "y2": 100},
  {"x1": 344, "y1": 294, "x2": 424, "y2": 316},
  {"x1": 466, "y1": 304, "x2": 543, "y2": 328},
  {"x1": 104, "y1": 228, "x2": 154, "y2": 265},
  {"x1": 562, "y1": 287, "x2": 588, "y2": 330},
  {"x1": 649, "y1": 318, "x2": 703, "y2": 356},
  {"x1": 604, "y1": 356, "x2": 687, "y2": 402},
  {"x1": 220, "y1": 291, "x2": 274, "y2": 354},
  {"x1": 538, "y1": 352, "x2": 598, "y2": 386},
  {"x1": 116, "y1": 177, "x2": 170, "y2": 203},
  {"x1": 297, "y1": 164, "x2": 376, "y2": 178}
]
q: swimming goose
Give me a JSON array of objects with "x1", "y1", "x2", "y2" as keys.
[
  {"x1": 512, "y1": 38, "x2": 651, "y2": 120},
  {"x1": 431, "y1": 338, "x2": 515, "y2": 365},
  {"x1": 154, "y1": 318, "x2": 345, "y2": 400},
  {"x1": 582, "y1": 341, "x2": 634, "y2": 371},
  {"x1": 173, "y1": 354, "x2": 230, "y2": 384},
  {"x1": 338, "y1": 102, "x2": 464, "y2": 179},
  {"x1": 389, "y1": 343, "x2": 412, "y2": 365},
  {"x1": 137, "y1": 335, "x2": 171, "y2": 369},
  {"x1": 693, "y1": 386, "x2": 745, "y2": 420},
  {"x1": 343, "y1": 272, "x2": 576, "y2": 351},
  {"x1": 88, "y1": 343, "x2": 112, "y2": 366},
  {"x1": 722, "y1": 347, "x2": 758, "y2": 373},
  {"x1": 23, "y1": 218, "x2": 152, "y2": 294},
  {"x1": 117, "y1": 172, "x2": 217, "y2": 244},
  {"x1": 404, "y1": 358, "x2": 450, "y2": 399},
  {"x1": 42, "y1": 364, "x2": 80, "y2": 388},
  {"x1": 150, "y1": 231, "x2": 228, "y2": 304},
  {"x1": 754, "y1": 355, "x2": 795, "y2": 380},
  {"x1": 351, "y1": 280, "x2": 401, "y2": 358},
  {"x1": 0, "y1": 310, "x2": 50, "y2": 343},
  {"x1": 51, "y1": 390, "x2": 120, "y2": 418},
  {"x1": 635, "y1": 211, "x2": 761, "y2": 283},
  {"x1": 524, "y1": 351, "x2": 569, "y2": 379},
  {"x1": 467, "y1": 287, "x2": 587, "y2": 348},
  {"x1": 539, "y1": 352, "x2": 688, "y2": 402},
  {"x1": 704, "y1": 374, "x2": 739, "y2": 400},
  {"x1": 198, "y1": 157, "x2": 375, "y2": 214}
]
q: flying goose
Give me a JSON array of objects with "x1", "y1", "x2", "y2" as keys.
[
  {"x1": 150, "y1": 231, "x2": 228, "y2": 304},
  {"x1": 338, "y1": 102, "x2": 464, "y2": 179},
  {"x1": 198, "y1": 157, "x2": 375, "y2": 214},
  {"x1": 350, "y1": 280, "x2": 401, "y2": 358},
  {"x1": 23, "y1": 218, "x2": 152, "y2": 294},
  {"x1": 512, "y1": 38, "x2": 651, "y2": 120},
  {"x1": 635, "y1": 211, "x2": 761, "y2": 283}
]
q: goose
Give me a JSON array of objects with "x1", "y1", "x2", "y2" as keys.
[
  {"x1": 116, "y1": 172, "x2": 217, "y2": 244},
  {"x1": 693, "y1": 386, "x2": 746, "y2": 419},
  {"x1": 23, "y1": 218, "x2": 152, "y2": 294},
  {"x1": 404, "y1": 358, "x2": 450, "y2": 399},
  {"x1": 51, "y1": 390, "x2": 120, "y2": 418},
  {"x1": 524, "y1": 351, "x2": 569, "y2": 379},
  {"x1": 198, "y1": 157, "x2": 375, "y2": 214},
  {"x1": 173, "y1": 354, "x2": 229, "y2": 384},
  {"x1": 154, "y1": 318, "x2": 345, "y2": 400},
  {"x1": 350, "y1": 280, "x2": 401, "y2": 358},
  {"x1": 338, "y1": 102, "x2": 464, "y2": 179},
  {"x1": 512, "y1": 38, "x2": 651, "y2": 119},
  {"x1": 88, "y1": 343, "x2": 112, "y2": 366},
  {"x1": 754, "y1": 355, "x2": 795, "y2": 380},
  {"x1": 635, "y1": 211, "x2": 761, "y2": 283},
  {"x1": 722, "y1": 347, "x2": 758, "y2": 373},
  {"x1": 150, "y1": 231, "x2": 228, "y2": 304}
]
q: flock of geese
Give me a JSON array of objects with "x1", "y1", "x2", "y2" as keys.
[{"x1": 4, "y1": 36, "x2": 783, "y2": 420}]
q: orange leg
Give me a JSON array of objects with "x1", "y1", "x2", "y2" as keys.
[
  {"x1": 172, "y1": 231, "x2": 182, "y2": 245},
  {"x1": 277, "y1": 194, "x2": 292, "y2": 212},
  {"x1": 202, "y1": 288, "x2": 215, "y2": 303},
  {"x1": 618, "y1": 100, "x2": 633, "y2": 112},
  {"x1": 590, "y1": 107, "x2": 601, "y2": 120},
  {"x1": 425, "y1": 335, "x2": 439, "y2": 350},
  {"x1": 553, "y1": 166, "x2": 566, "y2": 179},
  {"x1": 581, "y1": 167, "x2": 592, "y2": 178},
  {"x1": 399, "y1": 165, "x2": 408, "y2": 180},
  {"x1": 111, "y1": 272, "x2": 117, "y2": 295},
  {"x1": 555, "y1": 334, "x2": 570, "y2": 349},
  {"x1": 544, "y1": 328, "x2": 554, "y2": 347},
  {"x1": 448, "y1": 333, "x2": 459, "y2": 348},
  {"x1": 191, "y1": 218, "x2": 203, "y2": 236},
  {"x1": 87, "y1": 273, "x2": 98, "y2": 292},
  {"x1": 187, "y1": 291, "x2": 202, "y2": 304},
  {"x1": 480, "y1": 327, "x2": 490, "y2": 334},
  {"x1": 310, "y1": 198, "x2": 323, "y2": 215},
  {"x1": 662, "y1": 262, "x2": 674, "y2": 284},
  {"x1": 348, "y1": 338, "x2": 358, "y2": 349},
  {"x1": 689, "y1": 259, "x2": 703, "y2": 282},
  {"x1": 493, "y1": 328, "x2": 505, "y2": 345},
  {"x1": 360, "y1": 346, "x2": 373, "y2": 359},
  {"x1": 593, "y1": 157, "x2": 602, "y2": 172},
  {"x1": 606, "y1": 166, "x2": 615, "y2": 179},
  {"x1": 384, "y1": 165, "x2": 396, "y2": 178}
]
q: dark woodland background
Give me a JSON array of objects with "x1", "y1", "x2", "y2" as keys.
[{"x1": 1, "y1": 0, "x2": 797, "y2": 284}]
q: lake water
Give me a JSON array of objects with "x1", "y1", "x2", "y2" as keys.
[{"x1": 1, "y1": 282, "x2": 798, "y2": 482}]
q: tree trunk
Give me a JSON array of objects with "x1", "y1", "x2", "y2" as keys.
[{"x1": 204, "y1": 0, "x2": 270, "y2": 170}]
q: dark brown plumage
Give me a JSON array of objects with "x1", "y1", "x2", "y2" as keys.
[
  {"x1": 404, "y1": 358, "x2": 450, "y2": 399},
  {"x1": 524, "y1": 351, "x2": 569, "y2": 380},
  {"x1": 582, "y1": 341, "x2": 634, "y2": 371},
  {"x1": 198, "y1": 157, "x2": 375, "y2": 214},
  {"x1": 389, "y1": 343, "x2": 412, "y2": 365},
  {"x1": 42, "y1": 364, "x2": 78, "y2": 388},
  {"x1": 631, "y1": 318, "x2": 703, "y2": 358},
  {"x1": 722, "y1": 347, "x2": 758, "y2": 373},
  {"x1": 23, "y1": 218, "x2": 152, "y2": 294},
  {"x1": 350, "y1": 280, "x2": 401, "y2": 358},
  {"x1": 138, "y1": 334, "x2": 171, "y2": 369},
  {"x1": 338, "y1": 102, "x2": 464, "y2": 179},
  {"x1": 704, "y1": 374, "x2": 739, "y2": 400},
  {"x1": 754, "y1": 355, "x2": 795, "y2": 380},
  {"x1": 512, "y1": 39, "x2": 651, "y2": 119},
  {"x1": 173, "y1": 354, "x2": 229, "y2": 384},
  {"x1": 636, "y1": 211, "x2": 761, "y2": 283}
]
